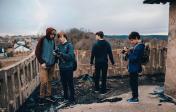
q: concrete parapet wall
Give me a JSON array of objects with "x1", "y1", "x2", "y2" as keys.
[
  {"x1": 0, "y1": 52, "x2": 39, "y2": 112},
  {"x1": 0, "y1": 43, "x2": 167, "y2": 111},
  {"x1": 73, "y1": 47, "x2": 167, "y2": 77}
]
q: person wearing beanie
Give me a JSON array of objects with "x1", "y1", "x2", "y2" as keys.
[
  {"x1": 35, "y1": 27, "x2": 56, "y2": 103},
  {"x1": 90, "y1": 31, "x2": 115, "y2": 94}
]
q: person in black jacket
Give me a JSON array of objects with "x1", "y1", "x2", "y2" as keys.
[{"x1": 90, "y1": 31, "x2": 115, "y2": 94}]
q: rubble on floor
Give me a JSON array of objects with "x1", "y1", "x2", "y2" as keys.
[{"x1": 17, "y1": 73, "x2": 167, "y2": 112}]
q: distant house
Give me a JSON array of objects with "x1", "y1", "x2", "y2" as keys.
[
  {"x1": 0, "y1": 47, "x2": 4, "y2": 53},
  {"x1": 14, "y1": 41, "x2": 31, "y2": 52},
  {"x1": 0, "y1": 42, "x2": 13, "y2": 49},
  {"x1": 0, "y1": 48, "x2": 5, "y2": 57},
  {"x1": 14, "y1": 46, "x2": 30, "y2": 52},
  {"x1": 0, "y1": 42, "x2": 13, "y2": 57}
]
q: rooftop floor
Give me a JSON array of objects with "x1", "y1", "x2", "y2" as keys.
[
  {"x1": 60, "y1": 86, "x2": 176, "y2": 112},
  {"x1": 17, "y1": 74, "x2": 176, "y2": 112}
]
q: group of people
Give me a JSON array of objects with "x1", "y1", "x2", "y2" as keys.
[{"x1": 35, "y1": 27, "x2": 145, "y2": 104}]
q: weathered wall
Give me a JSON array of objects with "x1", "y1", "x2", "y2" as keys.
[
  {"x1": 0, "y1": 52, "x2": 39, "y2": 112},
  {"x1": 164, "y1": 1, "x2": 176, "y2": 99},
  {"x1": 0, "y1": 42, "x2": 167, "y2": 111},
  {"x1": 72, "y1": 43, "x2": 167, "y2": 77},
  {"x1": 55, "y1": 41, "x2": 167, "y2": 78}
]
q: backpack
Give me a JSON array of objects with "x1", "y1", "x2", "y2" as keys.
[
  {"x1": 66, "y1": 43, "x2": 77, "y2": 71},
  {"x1": 141, "y1": 43, "x2": 150, "y2": 65},
  {"x1": 72, "y1": 54, "x2": 77, "y2": 71}
]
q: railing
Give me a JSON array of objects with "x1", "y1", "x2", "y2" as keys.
[
  {"x1": 74, "y1": 47, "x2": 167, "y2": 77},
  {"x1": 0, "y1": 46, "x2": 167, "y2": 112},
  {"x1": 0, "y1": 52, "x2": 39, "y2": 112}
]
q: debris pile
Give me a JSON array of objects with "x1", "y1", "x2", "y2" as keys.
[{"x1": 17, "y1": 73, "x2": 166, "y2": 112}]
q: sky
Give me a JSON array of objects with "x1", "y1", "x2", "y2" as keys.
[{"x1": 0, "y1": 0, "x2": 169, "y2": 36}]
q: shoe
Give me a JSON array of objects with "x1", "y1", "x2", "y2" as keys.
[
  {"x1": 127, "y1": 98, "x2": 139, "y2": 103},
  {"x1": 38, "y1": 97, "x2": 45, "y2": 105},
  {"x1": 63, "y1": 99, "x2": 69, "y2": 104},
  {"x1": 94, "y1": 88, "x2": 99, "y2": 93},
  {"x1": 45, "y1": 96, "x2": 57, "y2": 103},
  {"x1": 100, "y1": 90, "x2": 107, "y2": 95},
  {"x1": 95, "y1": 90, "x2": 99, "y2": 93},
  {"x1": 69, "y1": 100, "x2": 76, "y2": 105}
]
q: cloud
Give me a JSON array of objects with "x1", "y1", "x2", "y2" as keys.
[{"x1": 0, "y1": 0, "x2": 169, "y2": 35}]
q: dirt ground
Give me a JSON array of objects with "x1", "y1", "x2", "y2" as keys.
[{"x1": 16, "y1": 73, "x2": 168, "y2": 112}]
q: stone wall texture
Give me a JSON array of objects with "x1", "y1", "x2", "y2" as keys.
[
  {"x1": 0, "y1": 42, "x2": 167, "y2": 111},
  {"x1": 164, "y1": 0, "x2": 176, "y2": 99}
]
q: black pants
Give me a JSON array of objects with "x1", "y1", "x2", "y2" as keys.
[
  {"x1": 60, "y1": 70, "x2": 75, "y2": 101},
  {"x1": 94, "y1": 64, "x2": 108, "y2": 93},
  {"x1": 129, "y1": 73, "x2": 139, "y2": 98}
]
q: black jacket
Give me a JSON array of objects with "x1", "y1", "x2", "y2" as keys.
[{"x1": 90, "y1": 40, "x2": 114, "y2": 65}]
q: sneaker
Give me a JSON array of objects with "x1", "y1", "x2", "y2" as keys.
[
  {"x1": 45, "y1": 96, "x2": 57, "y2": 103},
  {"x1": 69, "y1": 100, "x2": 76, "y2": 105},
  {"x1": 100, "y1": 90, "x2": 107, "y2": 95},
  {"x1": 63, "y1": 99, "x2": 69, "y2": 104},
  {"x1": 38, "y1": 97, "x2": 46, "y2": 105},
  {"x1": 94, "y1": 88, "x2": 99, "y2": 93},
  {"x1": 127, "y1": 98, "x2": 139, "y2": 103},
  {"x1": 95, "y1": 90, "x2": 99, "y2": 93}
]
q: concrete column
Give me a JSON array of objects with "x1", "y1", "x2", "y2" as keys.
[{"x1": 164, "y1": 1, "x2": 176, "y2": 99}]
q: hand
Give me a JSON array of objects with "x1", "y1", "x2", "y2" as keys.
[
  {"x1": 112, "y1": 63, "x2": 116, "y2": 66},
  {"x1": 121, "y1": 47, "x2": 128, "y2": 54},
  {"x1": 53, "y1": 51, "x2": 62, "y2": 57},
  {"x1": 53, "y1": 51, "x2": 57, "y2": 56},
  {"x1": 124, "y1": 47, "x2": 128, "y2": 51},
  {"x1": 41, "y1": 63, "x2": 46, "y2": 68}
]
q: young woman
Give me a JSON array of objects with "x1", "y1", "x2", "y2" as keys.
[{"x1": 54, "y1": 32, "x2": 75, "y2": 103}]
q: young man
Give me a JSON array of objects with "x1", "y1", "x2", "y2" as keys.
[
  {"x1": 90, "y1": 31, "x2": 115, "y2": 94},
  {"x1": 35, "y1": 27, "x2": 56, "y2": 102},
  {"x1": 124, "y1": 32, "x2": 145, "y2": 103},
  {"x1": 54, "y1": 32, "x2": 75, "y2": 103}
]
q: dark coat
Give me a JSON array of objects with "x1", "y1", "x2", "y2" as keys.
[{"x1": 128, "y1": 43, "x2": 145, "y2": 73}]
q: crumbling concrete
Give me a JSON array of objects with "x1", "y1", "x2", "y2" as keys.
[
  {"x1": 0, "y1": 52, "x2": 39, "y2": 112},
  {"x1": 165, "y1": 0, "x2": 176, "y2": 99},
  {"x1": 0, "y1": 46, "x2": 167, "y2": 111},
  {"x1": 59, "y1": 86, "x2": 176, "y2": 112}
]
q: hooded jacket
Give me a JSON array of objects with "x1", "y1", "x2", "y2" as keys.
[{"x1": 35, "y1": 27, "x2": 56, "y2": 67}]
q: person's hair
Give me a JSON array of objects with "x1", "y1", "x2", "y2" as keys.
[
  {"x1": 57, "y1": 31, "x2": 68, "y2": 40},
  {"x1": 46, "y1": 27, "x2": 56, "y2": 36},
  {"x1": 96, "y1": 31, "x2": 104, "y2": 38},
  {"x1": 128, "y1": 31, "x2": 140, "y2": 40}
]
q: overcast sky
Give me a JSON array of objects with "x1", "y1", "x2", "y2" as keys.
[{"x1": 0, "y1": 0, "x2": 169, "y2": 36}]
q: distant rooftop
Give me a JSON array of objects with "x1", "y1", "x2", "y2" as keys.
[
  {"x1": 0, "y1": 42, "x2": 13, "y2": 48},
  {"x1": 143, "y1": 0, "x2": 173, "y2": 4}
]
